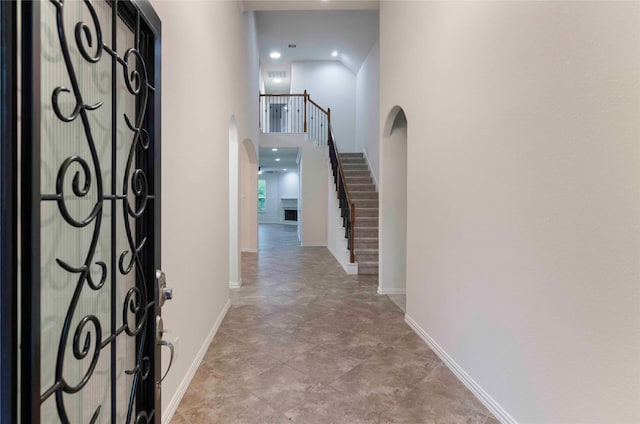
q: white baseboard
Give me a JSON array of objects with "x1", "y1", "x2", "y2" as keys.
[
  {"x1": 162, "y1": 299, "x2": 231, "y2": 424},
  {"x1": 229, "y1": 280, "x2": 243, "y2": 289},
  {"x1": 241, "y1": 248, "x2": 258, "y2": 253},
  {"x1": 301, "y1": 242, "x2": 326, "y2": 247},
  {"x1": 327, "y1": 244, "x2": 359, "y2": 275},
  {"x1": 377, "y1": 286, "x2": 406, "y2": 295},
  {"x1": 404, "y1": 314, "x2": 516, "y2": 424}
]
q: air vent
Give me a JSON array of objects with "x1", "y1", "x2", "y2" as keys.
[
  {"x1": 267, "y1": 71, "x2": 287, "y2": 78},
  {"x1": 288, "y1": 44, "x2": 296, "y2": 48}
]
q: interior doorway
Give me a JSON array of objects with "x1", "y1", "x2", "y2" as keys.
[{"x1": 257, "y1": 147, "x2": 300, "y2": 246}]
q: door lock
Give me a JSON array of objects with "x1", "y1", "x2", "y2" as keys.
[
  {"x1": 156, "y1": 270, "x2": 173, "y2": 307},
  {"x1": 162, "y1": 287, "x2": 173, "y2": 302}
]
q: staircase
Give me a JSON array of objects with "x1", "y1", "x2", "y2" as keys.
[{"x1": 340, "y1": 153, "x2": 378, "y2": 275}]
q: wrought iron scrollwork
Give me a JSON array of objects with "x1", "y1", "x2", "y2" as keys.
[{"x1": 40, "y1": 0, "x2": 156, "y2": 421}]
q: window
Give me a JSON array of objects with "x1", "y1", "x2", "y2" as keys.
[{"x1": 258, "y1": 179, "x2": 266, "y2": 213}]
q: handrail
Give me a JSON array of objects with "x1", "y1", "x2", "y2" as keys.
[
  {"x1": 259, "y1": 93, "x2": 305, "y2": 97},
  {"x1": 307, "y1": 97, "x2": 329, "y2": 115},
  {"x1": 328, "y1": 124, "x2": 356, "y2": 263}
]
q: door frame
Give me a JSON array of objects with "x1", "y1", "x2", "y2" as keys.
[
  {"x1": 18, "y1": 1, "x2": 162, "y2": 422},
  {"x1": 0, "y1": 1, "x2": 18, "y2": 423}
]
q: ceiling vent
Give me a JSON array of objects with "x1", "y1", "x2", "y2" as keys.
[
  {"x1": 267, "y1": 71, "x2": 287, "y2": 79},
  {"x1": 288, "y1": 44, "x2": 296, "y2": 48}
]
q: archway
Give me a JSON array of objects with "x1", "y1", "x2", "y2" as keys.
[
  {"x1": 379, "y1": 106, "x2": 408, "y2": 309},
  {"x1": 240, "y1": 139, "x2": 258, "y2": 253},
  {"x1": 228, "y1": 117, "x2": 241, "y2": 288}
]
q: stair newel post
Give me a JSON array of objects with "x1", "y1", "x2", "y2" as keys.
[{"x1": 303, "y1": 90, "x2": 308, "y2": 133}]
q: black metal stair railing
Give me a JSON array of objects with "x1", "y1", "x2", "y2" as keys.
[{"x1": 328, "y1": 125, "x2": 356, "y2": 263}]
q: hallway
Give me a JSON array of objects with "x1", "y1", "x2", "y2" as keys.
[{"x1": 171, "y1": 224, "x2": 497, "y2": 423}]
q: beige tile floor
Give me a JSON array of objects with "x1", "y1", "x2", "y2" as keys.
[
  {"x1": 386, "y1": 295, "x2": 406, "y2": 313},
  {"x1": 172, "y1": 224, "x2": 497, "y2": 423}
]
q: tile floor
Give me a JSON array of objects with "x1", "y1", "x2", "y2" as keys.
[
  {"x1": 172, "y1": 224, "x2": 497, "y2": 423},
  {"x1": 386, "y1": 294, "x2": 406, "y2": 313}
]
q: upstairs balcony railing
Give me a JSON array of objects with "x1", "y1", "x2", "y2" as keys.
[{"x1": 259, "y1": 91, "x2": 330, "y2": 146}]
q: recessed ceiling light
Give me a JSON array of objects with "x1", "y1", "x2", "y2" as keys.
[
  {"x1": 275, "y1": 158, "x2": 280, "y2": 162},
  {"x1": 273, "y1": 78, "x2": 282, "y2": 84},
  {"x1": 331, "y1": 50, "x2": 339, "y2": 57},
  {"x1": 283, "y1": 168, "x2": 287, "y2": 171},
  {"x1": 269, "y1": 51, "x2": 281, "y2": 59},
  {"x1": 272, "y1": 148, "x2": 278, "y2": 152}
]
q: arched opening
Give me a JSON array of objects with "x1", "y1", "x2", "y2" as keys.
[
  {"x1": 228, "y1": 117, "x2": 241, "y2": 288},
  {"x1": 240, "y1": 139, "x2": 258, "y2": 254},
  {"x1": 379, "y1": 106, "x2": 408, "y2": 311}
]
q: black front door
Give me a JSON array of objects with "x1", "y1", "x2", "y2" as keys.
[{"x1": 20, "y1": 1, "x2": 167, "y2": 422}]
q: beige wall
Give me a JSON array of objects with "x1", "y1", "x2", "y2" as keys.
[
  {"x1": 379, "y1": 110, "x2": 407, "y2": 294},
  {"x1": 355, "y1": 40, "x2": 380, "y2": 185},
  {"x1": 300, "y1": 146, "x2": 329, "y2": 246},
  {"x1": 152, "y1": 1, "x2": 257, "y2": 420},
  {"x1": 380, "y1": 1, "x2": 640, "y2": 422}
]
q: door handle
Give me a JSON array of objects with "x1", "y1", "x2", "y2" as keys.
[{"x1": 160, "y1": 340, "x2": 174, "y2": 383}]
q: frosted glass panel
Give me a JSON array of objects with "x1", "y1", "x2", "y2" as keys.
[{"x1": 39, "y1": 1, "x2": 144, "y2": 422}]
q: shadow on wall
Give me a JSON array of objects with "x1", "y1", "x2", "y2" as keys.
[
  {"x1": 379, "y1": 106, "x2": 408, "y2": 296},
  {"x1": 229, "y1": 116, "x2": 241, "y2": 288},
  {"x1": 240, "y1": 139, "x2": 258, "y2": 253}
]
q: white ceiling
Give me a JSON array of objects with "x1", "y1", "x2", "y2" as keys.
[
  {"x1": 259, "y1": 147, "x2": 299, "y2": 172},
  {"x1": 243, "y1": 1, "x2": 379, "y2": 12},
  {"x1": 256, "y1": 9, "x2": 379, "y2": 94}
]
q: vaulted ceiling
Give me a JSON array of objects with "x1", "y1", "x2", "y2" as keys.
[{"x1": 254, "y1": 5, "x2": 379, "y2": 94}]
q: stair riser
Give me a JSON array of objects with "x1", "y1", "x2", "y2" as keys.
[
  {"x1": 356, "y1": 209, "x2": 378, "y2": 218},
  {"x1": 342, "y1": 166, "x2": 369, "y2": 171},
  {"x1": 358, "y1": 264, "x2": 378, "y2": 275},
  {"x1": 354, "y1": 228, "x2": 377, "y2": 238},
  {"x1": 348, "y1": 185, "x2": 376, "y2": 192},
  {"x1": 346, "y1": 177, "x2": 373, "y2": 185},
  {"x1": 353, "y1": 200, "x2": 378, "y2": 208},
  {"x1": 355, "y1": 219, "x2": 378, "y2": 228},
  {"x1": 356, "y1": 253, "x2": 378, "y2": 262},
  {"x1": 350, "y1": 192, "x2": 378, "y2": 200},
  {"x1": 355, "y1": 239, "x2": 378, "y2": 249},
  {"x1": 343, "y1": 171, "x2": 370, "y2": 177}
]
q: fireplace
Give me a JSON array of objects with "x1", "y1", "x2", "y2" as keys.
[
  {"x1": 284, "y1": 209, "x2": 298, "y2": 222},
  {"x1": 281, "y1": 198, "x2": 298, "y2": 223}
]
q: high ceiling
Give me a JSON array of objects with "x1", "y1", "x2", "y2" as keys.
[
  {"x1": 243, "y1": 1, "x2": 379, "y2": 12},
  {"x1": 259, "y1": 147, "x2": 299, "y2": 172},
  {"x1": 256, "y1": 9, "x2": 379, "y2": 94}
]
